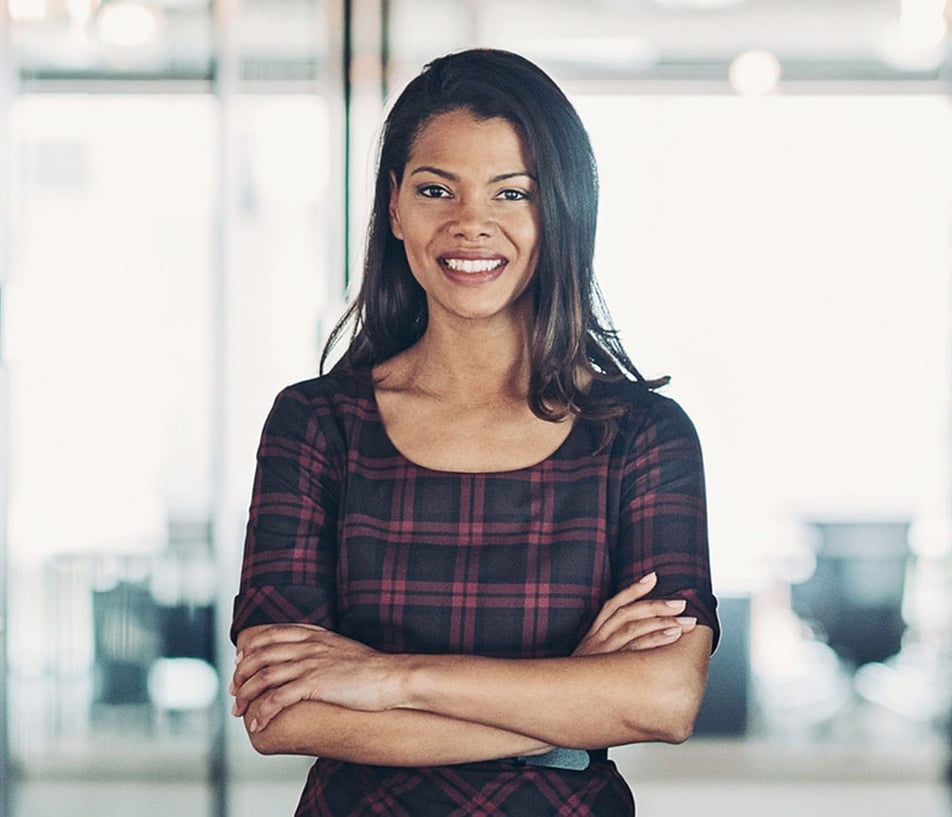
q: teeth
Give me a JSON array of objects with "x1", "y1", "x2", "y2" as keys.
[{"x1": 444, "y1": 258, "x2": 504, "y2": 273}]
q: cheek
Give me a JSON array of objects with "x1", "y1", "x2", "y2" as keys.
[
  {"x1": 518, "y1": 215, "x2": 541, "y2": 262},
  {"x1": 400, "y1": 226, "x2": 431, "y2": 261},
  {"x1": 396, "y1": 224, "x2": 436, "y2": 281}
]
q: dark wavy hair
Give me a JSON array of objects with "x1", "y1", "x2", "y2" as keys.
[{"x1": 322, "y1": 48, "x2": 665, "y2": 434}]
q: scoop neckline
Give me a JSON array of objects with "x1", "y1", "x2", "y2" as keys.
[{"x1": 353, "y1": 365, "x2": 588, "y2": 477}]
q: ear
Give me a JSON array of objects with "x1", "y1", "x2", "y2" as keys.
[{"x1": 388, "y1": 170, "x2": 403, "y2": 240}]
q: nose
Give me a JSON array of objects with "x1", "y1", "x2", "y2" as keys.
[{"x1": 451, "y1": 196, "x2": 494, "y2": 240}]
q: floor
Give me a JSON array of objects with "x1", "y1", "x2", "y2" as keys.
[
  {"x1": 12, "y1": 779, "x2": 950, "y2": 817},
  {"x1": 11, "y1": 739, "x2": 952, "y2": 817}
]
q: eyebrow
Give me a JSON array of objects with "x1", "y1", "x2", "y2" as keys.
[{"x1": 409, "y1": 165, "x2": 537, "y2": 184}]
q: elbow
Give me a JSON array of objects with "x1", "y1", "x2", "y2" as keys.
[
  {"x1": 664, "y1": 693, "x2": 703, "y2": 745},
  {"x1": 621, "y1": 688, "x2": 702, "y2": 746},
  {"x1": 243, "y1": 712, "x2": 291, "y2": 756},
  {"x1": 246, "y1": 721, "x2": 281, "y2": 756},
  {"x1": 656, "y1": 714, "x2": 696, "y2": 745},
  {"x1": 634, "y1": 712, "x2": 696, "y2": 746},
  {"x1": 656, "y1": 689, "x2": 701, "y2": 744},
  {"x1": 249, "y1": 735, "x2": 280, "y2": 756}
]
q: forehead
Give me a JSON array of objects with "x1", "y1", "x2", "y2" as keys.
[{"x1": 406, "y1": 110, "x2": 533, "y2": 171}]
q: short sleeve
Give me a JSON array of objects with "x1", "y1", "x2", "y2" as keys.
[
  {"x1": 230, "y1": 384, "x2": 345, "y2": 644},
  {"x1": 615, "y1": 395, "x2": 720, "y2": 651}
]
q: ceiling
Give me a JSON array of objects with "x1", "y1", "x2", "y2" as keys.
[
  {"x1": 6, "y1": 0, "x2": 952, "y2": 88},
  {"x1": 391, "y1": 0, "x2": 952, "y2": 87}
]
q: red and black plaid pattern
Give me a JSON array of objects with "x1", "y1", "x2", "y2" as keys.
[
  {"x1": 231, "y1": 367, "x2": 718, "y2": 815},
  {"x1": 295, "y1": 758, "x2": 636, "y2": 816}
]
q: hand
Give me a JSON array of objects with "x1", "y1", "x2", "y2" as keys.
[
  {"x1": 230, "y1": 624, "x2": 403, "y2": 732},
  {"x1": 572, "y1": 572, "x2": 697, "y2": 657}
]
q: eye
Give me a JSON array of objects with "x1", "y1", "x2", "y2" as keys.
[
  {"x1": 418, "y1": 184, "x2": 451, "y2": 199},
  {"x1": 496, "y1": 188, "x2": 530, "y2": 202}
]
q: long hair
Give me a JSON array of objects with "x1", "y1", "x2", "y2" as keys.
[{"x1": 322, "y1": 48, "x2": 665, "y2": 437}]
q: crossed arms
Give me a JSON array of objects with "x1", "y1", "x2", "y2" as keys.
[{"x1": 230, "y1": 572, "x2": 713, "y2": 767}]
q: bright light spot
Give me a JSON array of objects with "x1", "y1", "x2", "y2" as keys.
[
  {"x1": 9, "y1": 0, "x2": 46, "y2": 21},
  {"x1": 881, "y1": 0, "x2": 949, "y2": 66},
  {"x1": 97, "y1": 2, "x2": 162, "y2": 48},
  {"x1": 729, "y1": 50, "x2": 782, "y2": 96},
  {"x1": 148, "y1": 658, "x2": 219, "y2": 711},
  {"x1": 899, "y1": 0, "x2": 948, "y2": 51}
]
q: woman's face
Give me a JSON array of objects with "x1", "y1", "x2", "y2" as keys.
[{"x1": 389, "y1": 109, "x2": 541, "y2": 329}]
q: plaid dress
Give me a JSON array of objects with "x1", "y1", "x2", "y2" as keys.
[{"x1": 231, "y1": 366, "x2": 719, "y2": 816}]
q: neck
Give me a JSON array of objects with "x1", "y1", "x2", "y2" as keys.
[{"x1": 404, "y1": 316, "x2": 533, "y2": 406}]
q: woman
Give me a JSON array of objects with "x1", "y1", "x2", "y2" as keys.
[{"x1": 230, "y1": 48, "x2": 719, "y2": 816}]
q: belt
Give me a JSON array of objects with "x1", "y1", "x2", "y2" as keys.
[{"x1": 509, "y1": 748, "x2": 608, "y2": 771}]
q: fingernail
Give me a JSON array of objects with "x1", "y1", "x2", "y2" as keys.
[
  {"x1": 228, "y1": 680, "x2": 235, "y2": 696},
  {"x1": 638, "y1": 572, "x2": 657, "y2": 584},
  {"x1": 666, "y1": 599, "x2": 687, "y2": 610},
  {"x1": 231, "y1": 701, "x2": 239, "y2": 717},
  {"x1": 234, "y1": 651, "x2": 243, "y2": 665},
  {"x1": 663, "y1": 626, "x2": 682, "y2": 636},
  {"x1": 676, "y1": 616, "x2": 697, "y2": 628},
  {"x1": 249, "y1": 718, "x2": 259, "y2": 733}
]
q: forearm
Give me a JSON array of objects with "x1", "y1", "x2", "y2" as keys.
[
  {"x1": 244, "y1": 698, "x2": 551, "y2": 765},
  {"x1": 398, "y1": 627, "x2": 713, "y2": 749},
  {"x1": 233, "y1": 613, "x2": 712, "y2": 758}
]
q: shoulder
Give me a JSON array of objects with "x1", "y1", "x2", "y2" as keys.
[
  {"x1": 261, "y1": 366, "x2": 374, "y2": 444},
  {"x1": 594, "y1": 379, "x2": 704, "y2": 471},
  {"x1": 272, "y1": 365, "x2": 372, "y2": 410},
  {"x1": 601, "y1": 378, "x2": 700, "y2": 445}
]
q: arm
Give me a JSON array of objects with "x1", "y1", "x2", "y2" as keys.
[
  {"x1": 394, "y1": 570, "x2": 713, "y2": 747},
  {"x1": 396, "y1": 626, "x2": 712, "y2": 748},
  {"x1": 240, "y1": 637, "x2": 710, "y2": 762},
  {"x1": 235, "y1": 624, "x2": 711, "y2": 755},
  {"x1": 236, "y1": 627, "x2": 553, "y2": 764},
  {"x1": 233, "y1": 573, "x2": 708, "y2": 757}
]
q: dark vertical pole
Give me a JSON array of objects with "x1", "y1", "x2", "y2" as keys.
[
  {"x1": 210, "y1": 0, "x2": 236, "y2": 813},
  {"x1": 380, "y1": 0, "x2": 390, "y2": 102},
  {"x1": 342, "y1": 0, "x2": 353, "y2": 292}
]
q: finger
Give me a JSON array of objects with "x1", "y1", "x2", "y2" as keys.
[
  {"x1": 586, "y1": 613, "x2": 697, "y2": 655},
  {"x1": 590, "y1": 597, "x2": 686, "y2": 645},
  {"x1": 576, "y1": 614, "x2": 675, "y2": 656},
  {"x1": 232, "y1": 637, "x2": 332, "y2": 696},
  {"x1": 676, "y1": 615, "x2": 697, "y2": 632},
  {"x1": 232, "y1": 647, "x2": 295, "y2": 696},
  {"x1": 623, "y1": 626, "x2": 684, "y2": 651},
  {"x1": 246, "y1": 676, "x2": 317, "y2": 732},
  {"x1": 233, "y1": 657, "x2": 318, "y2": 718},
  {"x1": 610, "y1": 597, "x2": 686, "y2": 624},
  {"x1": 239, "y1": 623, "x2": 327, "y2": 656},
  {"x1": 590, "y1": 614, "x2": 689, "y2": 653},
  {"x1": 589, "y1": 572, "x2": 658, "y2": 632},
  {"x1": 622, "y1": 616, "x2": 697, "y2": 651}
]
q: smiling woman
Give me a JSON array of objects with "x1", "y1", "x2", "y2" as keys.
[
  {"x1": 388, "y1": 110, "x2": 540, "y2": 326},
  {"x1": 229, "y1": 48, "x2": 718, "y2": 817}
]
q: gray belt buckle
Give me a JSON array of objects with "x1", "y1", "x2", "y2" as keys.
[{"x1": 521, "y1": 748, "x2": 591, "y2": 771}]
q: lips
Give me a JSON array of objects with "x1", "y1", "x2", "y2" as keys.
[
  {"x1": 442, "y1": 257, "x2": 505, "y2": 273},
  {"x1": 439, "y1": 253, "x2": 508, "y2": 278}
]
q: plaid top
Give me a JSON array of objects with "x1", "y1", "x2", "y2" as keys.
[{"x1": 231, "y1": 366, "x2": 718, "y2": 816}]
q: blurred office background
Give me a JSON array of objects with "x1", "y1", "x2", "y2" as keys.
[{"x1": 1, "y1": 1, "x2": 952, "y2": 815}]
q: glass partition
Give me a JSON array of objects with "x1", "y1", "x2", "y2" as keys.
[
  {"x1": 579, "y1": 93, "x2": 952, "y2": 759},
  {"x1": 2, "y1": 2, "x2": 346, "y2": 814}
]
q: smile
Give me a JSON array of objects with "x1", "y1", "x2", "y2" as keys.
[{"x1": 442, "y1": 257, "x2": 506, "y2": 274}]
